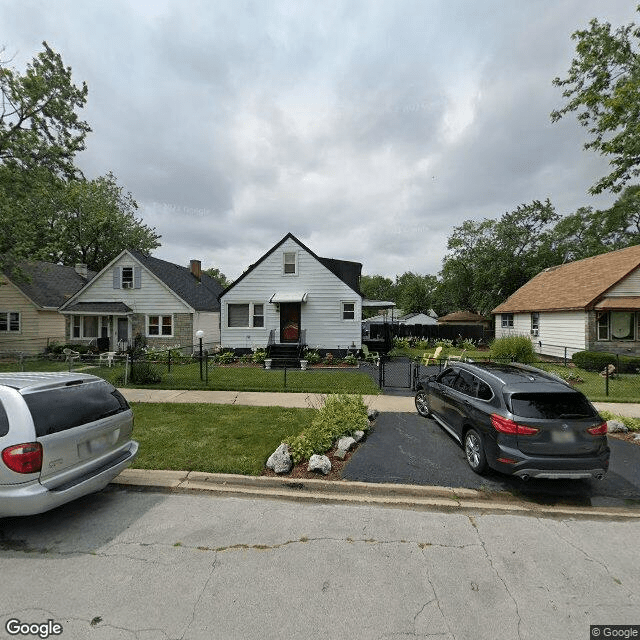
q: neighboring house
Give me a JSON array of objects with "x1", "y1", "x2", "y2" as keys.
[
  {"x1": 397, "y1": 311, "x2": 438, "y2": 326},
  {"x1": 492, "y1": 244, "x2": 640, "y2": 358},
  {"x1": 438, "y1": 311, "x2": 490, "y2": 328},
  {"x1": 60, "y1": 250, "x2": 223, "y2": 351},
  {"x1": 0, "y1": 261, "x2": 94, "y2": 354},
  {"x1": 219, "y1": 233, "x2": 362, "y2": 353}
]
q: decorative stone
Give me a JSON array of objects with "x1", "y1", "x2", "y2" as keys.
[
  {"x1": 368, "y1": 410, "x2": 379, "y2": 422},
  {"x1": 607, "y1": 420, "x2": 628, "y2": 433},
  {"x1": 352, "y1": 430, "x2": 365, "y2": 443},
  {"x1": 634, "y1": 434, "x2": 640, "y2": 442},
  {"x1": 334, "y1": 448, "x2": 349, "y2": 460},
  {"x1": 266, "y1": 443, "x2": 292, "y2": 474},
  {"x1": 308, "y1": 454, "x2": 331, "y2": 475},
  {"x1": 336, "y1": 436, "x2": 356, "y2": 452}
]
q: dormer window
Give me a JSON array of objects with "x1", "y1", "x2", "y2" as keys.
[
  {"x1": 283, "y1": 252, "x2": 297, "y2": 275},
  {"x1": 122, "y1": 267, "x2": 134, "y2": 288}
]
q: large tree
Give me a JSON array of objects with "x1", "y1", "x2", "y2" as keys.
[
  {"x1": 551, "y1": 10, "x2": 640, "y2": 194},
  {"x1": 0, "y1": 41, "x2": 90, "y2": 178}
]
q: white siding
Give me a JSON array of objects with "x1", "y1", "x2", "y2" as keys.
[
  {"x1": 604, "y1": 266, "x2": 640, "y2": 297},
  {"x1": 495, "y1": 311, "x2": 586, "y2": 358},
  {"x1": 220, "y1": 237, "x2": 361, "y2": 349},
  {"x1": 193, "y1": 311, "x2": 220, "y2": 346},
  {"x1": 72, "y1": 254, "x2": 191, "y2": 313}
]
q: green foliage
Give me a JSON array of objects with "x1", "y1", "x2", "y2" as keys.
[
  {"x1": 204, "y1": 267, "x2": 229, "y2": 288},
  {"x1": 490, "y1": 336, "x2": 537, "y2": 363},
  {"x1": 599, "y1": 411, "x2": 640, "y2": 432},
  {"x1": 552, "y1": 10, "x2": 640, "y2": 193},
  {"x1": 285, "y1": 394, "x2": 369, "y2": 464},
  {"x1": 571, "y1": 351, "x2": 617, "y2": 372},
  {"x1": 130, "y1": 362, "x2": 162, "y2": 384},
  {"x1": 214, "y1": 350, "x2": 237, "y2": 364},
  {"x1": 343, "y1": 354, "x2": 358, "y2": 366},
  {"x1": 393, "y1": 337, "x2": 411, "y2": 351},
  {"x1": 303, "y1": 349, "x2": 321, "y2": 365},
  {"x1": 435, "y1": 339, "x2": 454, "y2": 349},
  {"x1": 252, "y1": 349, "x2": 267, "y2": 364}
]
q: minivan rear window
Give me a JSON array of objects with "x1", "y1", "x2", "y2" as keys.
[
  {"x1": 0, "y1": 401, "x2": 9, "y2": 437},
  {"x1": 509, "y1": 392, "x2": 596, "y2": 420},
  {"x1": 24, "y1": 382, "x2": 130, "y2": 437}
]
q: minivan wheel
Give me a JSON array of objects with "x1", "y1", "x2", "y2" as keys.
[
  {"x1": 464, "y1": 429, "x2": 487, "y2": 474},
  {"x1": 415, "y1": 391, "x2": 431, "y2": 417}
]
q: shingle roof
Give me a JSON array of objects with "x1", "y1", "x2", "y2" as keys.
[
  {"x1": 129, "y1": 250, "x2": 223, "y2": 311},
  {"x1": 438, "y1": 311, "x2": 488, "y2": 323},
  {"x1": 64, "y1": 302, "x2": 133, "y2": 314},
  {"x1": 4, "y1": 261, "x2": 95, "y2": 309},
  {"x1": 492, "y1": 244, "x2": 640, "y2": 314}
]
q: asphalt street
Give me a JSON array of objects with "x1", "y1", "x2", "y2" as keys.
[
  {"x1": 1, "y1": 488, "x2": 639, "y2": 640},
  {"x1": 343, "y1": 412, "x2": 640, "y2": 508}
]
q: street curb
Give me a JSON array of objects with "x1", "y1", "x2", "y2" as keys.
[{"x1": 111, "y1": 469, "x2": 640, "y2": 520}]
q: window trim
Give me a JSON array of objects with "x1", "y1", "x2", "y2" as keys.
[
  {"x1": 147, "y1": 314, "x2": 173, "y2": 337},
  {"x1": 283, "y1": 252, "x2": 298, "y2": 276},
  {"x1": 341, "y1": 301, "x2": 356, "y2": 321},
  {"x1": 0, "y1": 311, "x2": 21, "y2": 333},
  {"x1": 226, "y1": 303, "x2": 266, "y2": 329}
]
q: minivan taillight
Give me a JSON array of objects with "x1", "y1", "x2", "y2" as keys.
[
  {"x1": 491, "y1": 414, "x2": 539, "y2": 436},
  {"x1": 2, "y1": 442, "x2": 43, "y2": 474},
  {"x1": 587, "y1": 422, "x2": 608, "y2": 436}
]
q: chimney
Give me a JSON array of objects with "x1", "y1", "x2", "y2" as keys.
[
  {"x1": 75, "y1": 263, "x2": 88, "y2": 279},
  {"x1": 190, "y1": 259, "x2": 202, "y2": 281}
]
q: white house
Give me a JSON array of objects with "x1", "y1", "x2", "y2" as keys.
[
  {"x1": 492, "y1": 244, "x2": 640, "y2": 358},
  {"x1": 219, "y1": 233, "x2": 363, "y2": 354},
  {"x1": 60, "y1": 250, "x2": 223, "y2": 351}
]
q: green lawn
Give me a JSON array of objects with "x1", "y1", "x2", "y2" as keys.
[{"x1": 130, "y1": 402, "x2": 314, "y2": 475}]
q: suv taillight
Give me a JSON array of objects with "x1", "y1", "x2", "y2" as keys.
[
  {"x1": 491, "y1": 414, "x2": 539, "y2": 436},
  {"x1": 587, "y1": 422, "x2": 608, "y2": 436},
  {"x1": 2, "y1": 442, "x2": 43, "y2": 474}
]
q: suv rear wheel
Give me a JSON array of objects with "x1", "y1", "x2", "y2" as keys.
[{"x1": 464, "y1": 428, "x2": 487, "y2": 474}]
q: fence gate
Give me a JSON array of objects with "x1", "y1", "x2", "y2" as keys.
[{"x1": 379, "y1": 357, "x2": 418, "y2": 390}]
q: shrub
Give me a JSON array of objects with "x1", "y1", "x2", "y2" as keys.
[
  {"x1": 252, "y1": 349, "x2": 267, "y2": 364},
  {"x1": 130, "y1": 362, "x2": 162, "y2": 384},
  {"x1": 343, "y1": 354, "x2": 357, "y2": 366},
  {"x1": 284, "y1": 394, "x2": 369, "y2": 464},
  {"x1": 460, "y1": 339, "x2": 476, "y2": 351},
  {"x1": 599, "y1": 411, "x2": 640, "y2": 431},
  {"x1": 571, "y1": 351, "x2": 616, "y2": 372},
  {"x1": 393, "y1": 337, "x2": 411, "y2": 351},
  {"x1": 490, "y1": 335, "x2": 536, "y2": 363},
  {"x1": 435, "y1": 339, "x2": 454, "y2": 349},
  {"x1": 304, "y1": 349, "x2": 321, "y2": 365},
  {"x1": 215, "y1": 350, "x2": 237, "y2": 364}
]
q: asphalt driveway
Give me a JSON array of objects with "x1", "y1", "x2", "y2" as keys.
[{"x1": 342, "y1": 412, "x2": 640, "y2": 508}]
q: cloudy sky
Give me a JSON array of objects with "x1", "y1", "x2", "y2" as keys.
[{"x1": 2, "y1": 1, "x2": 638, "y2": 280}]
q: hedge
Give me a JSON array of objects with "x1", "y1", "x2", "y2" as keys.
[{"x1": 572, "y1": 350, "x2": 640, "y2": 373}]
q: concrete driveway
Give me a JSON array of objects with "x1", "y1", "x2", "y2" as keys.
[{"x1": 343, "y1": 412, "x2": 640, "y2": 509}]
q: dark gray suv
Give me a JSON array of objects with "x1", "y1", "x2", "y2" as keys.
[{"x1": 414, "y1": 361, "x2": 610, "y2": 480}]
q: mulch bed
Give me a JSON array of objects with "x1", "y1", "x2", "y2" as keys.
[
  {"x1": 262, "y1": 443, "x2": 358, "y2": 481},
  {"x1": 609, "y1": 432, "x2": 640, "y2": 447}
]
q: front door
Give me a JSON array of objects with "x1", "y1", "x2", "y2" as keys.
[
  {"x1": 280, "y1": 303, "x2": 301, "y2": 343},
  {"x1": 117, "y1": 317, "x2": 129, "y2": 348}
]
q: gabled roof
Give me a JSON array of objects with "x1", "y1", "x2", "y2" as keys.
[
  {"x1": 219, "y1": 232, "x2": 362, "y2": 298},
  {"x1": 3, "y1": 261, "x2": 95, "y2": 309},
  {"x1": 439, "y1": 311, "x2": 488, "y2": 323},
  {"x1": 129, "y1": 251, "x2": 223, "y2": 311},
  {"x1": 492, "y1": 244, "x2": 640, "y2": 314}
]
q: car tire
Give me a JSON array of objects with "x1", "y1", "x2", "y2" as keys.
[
  {"x1": 464, "y1": 428, "x2": 488, "y2": 475},
  {"x1": 415, "y1": 390, "x2": 432, "y2": 417}
]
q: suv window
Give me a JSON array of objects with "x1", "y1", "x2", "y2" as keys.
[
  {"x1": 453, "y1": 371, "x2": 476, "y2": 396},
  {"x1": 509, "y1": 392, "x2": 596, "y2": 420},
  {"x1": 24, "y1": 382, "x2": 130, "y2": 437},
  {"x1": 0, "y1": 400, "x2": 9, "y2": 437},
  {"x1": 438, "y1": 370, "x2": 458, "y2": 388},
  {"x1": 477, "y1": 380, "x2": 493, "y2": 401}
]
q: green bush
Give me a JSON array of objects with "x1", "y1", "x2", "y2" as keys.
[
  {"x1": 252, "y1": 349, "x2": 267, "y2": 364},
  {"x1": 599, "y1": 411, "x2": 640, "y2": 431},
  {"x1": 571, "y1": 351, "x2": 640, "y2": 373},
  {"x1": 130, "y1": 362, "x2": 162, "y2": 384},
  {"x1": 215, "y1": 350, "x2": 237, "y2": 364},
  {"x1": 304, "y1": 349, "x2": 321, "y2": 365},
  {"x1": 490, "y1": 335, "x2": 536, "y2": 363},
  {"x1": 285, "y1": 394, "x2": 369, "y2": 464}
]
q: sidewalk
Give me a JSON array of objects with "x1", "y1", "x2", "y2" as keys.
[{"x1": 119, "y1": 388, "x2": 640, "y2": 418}]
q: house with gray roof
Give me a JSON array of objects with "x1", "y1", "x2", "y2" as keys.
[
  {"x1": 0, "y1": 261, "x2": 95, "y2": 354},
  {"x1": 60, "y1": 250, "x2": 223, "y2": 351},
  {"x1": 219, "y1": 233, "x2": 363, "y2": 355}
]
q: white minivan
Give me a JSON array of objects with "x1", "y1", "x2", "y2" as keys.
[{"x1": 0, "y1": 372, "x2": 138, "y2": 517}]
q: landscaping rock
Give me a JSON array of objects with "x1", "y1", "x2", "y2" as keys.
[
  {"x1": 368, "y1": 410, "x2": 379, "y2": 422},
  {"x1": 336, "y1": 436, "x2": 356, "y2": 452},
  {"x1": 334, "y1": 448, "x2": 349, "y2": 460},
  {"x1": 266, "y1": 443, "x2": 292, "y2": 474},
  {"x1": 308, "y1": 454, "x2": 331, "y2": 475},
  {"x1": 607, "y1": 420, "x2": 629, "y2": 434},
  {"x1": 634, "y1": 434, "x2": 640, "y2": 442},
  {"x1": 352, "y1": 430, "x2": 365, "y2": 443}
]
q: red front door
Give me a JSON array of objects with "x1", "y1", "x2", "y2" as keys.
[{"x1": 280, "y1": 303, "x2": 301, "y2": 342}]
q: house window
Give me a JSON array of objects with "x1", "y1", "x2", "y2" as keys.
[
  {"x1": 342, "y1": 302, "x2": 356, "y2": 321},
  {"x1": 501, "y1": 313, "x2": 514, "y2": 328},
  {"x1": 228, "y1": 304, "x2": 250, "y2": 327},
  {"x1": 0, "y1": 311, "x2": 20, "y2": 332},
  {"x1": 610, "y1": 312, "x2": 635, "y2": 341},
  {"x1": 283, "y1": 252, "x2": 297, "y2": 275},
  {"x1": 122, "y1": 267, "x2": 134, "y2": 289},
  {"x1": 73, "y1": 316, "x2": 81, "y2": 339},
  {"x1": 253, "y1": 304, "x2": 264, "y2": 328},
  {"x1": 148, "y1": 315, "x2": 173, "y2": 336},
  {"x1": 83, "y1": 316, "x2": 99, "y2": 338},
  {"x1": 531, "y1": 312, "x2": 539, "y2": 336},
  {"x1": 597, "y1": 312, "x2": 609, "y2": 340}
]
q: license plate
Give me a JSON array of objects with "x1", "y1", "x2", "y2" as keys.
[{"x1": 552, "y1": 431, "x2": 576, "y2": 443}]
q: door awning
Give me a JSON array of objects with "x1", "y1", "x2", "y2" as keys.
[{"x1": 270, "y1": 292, "x2": 309, "y2": 304}]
